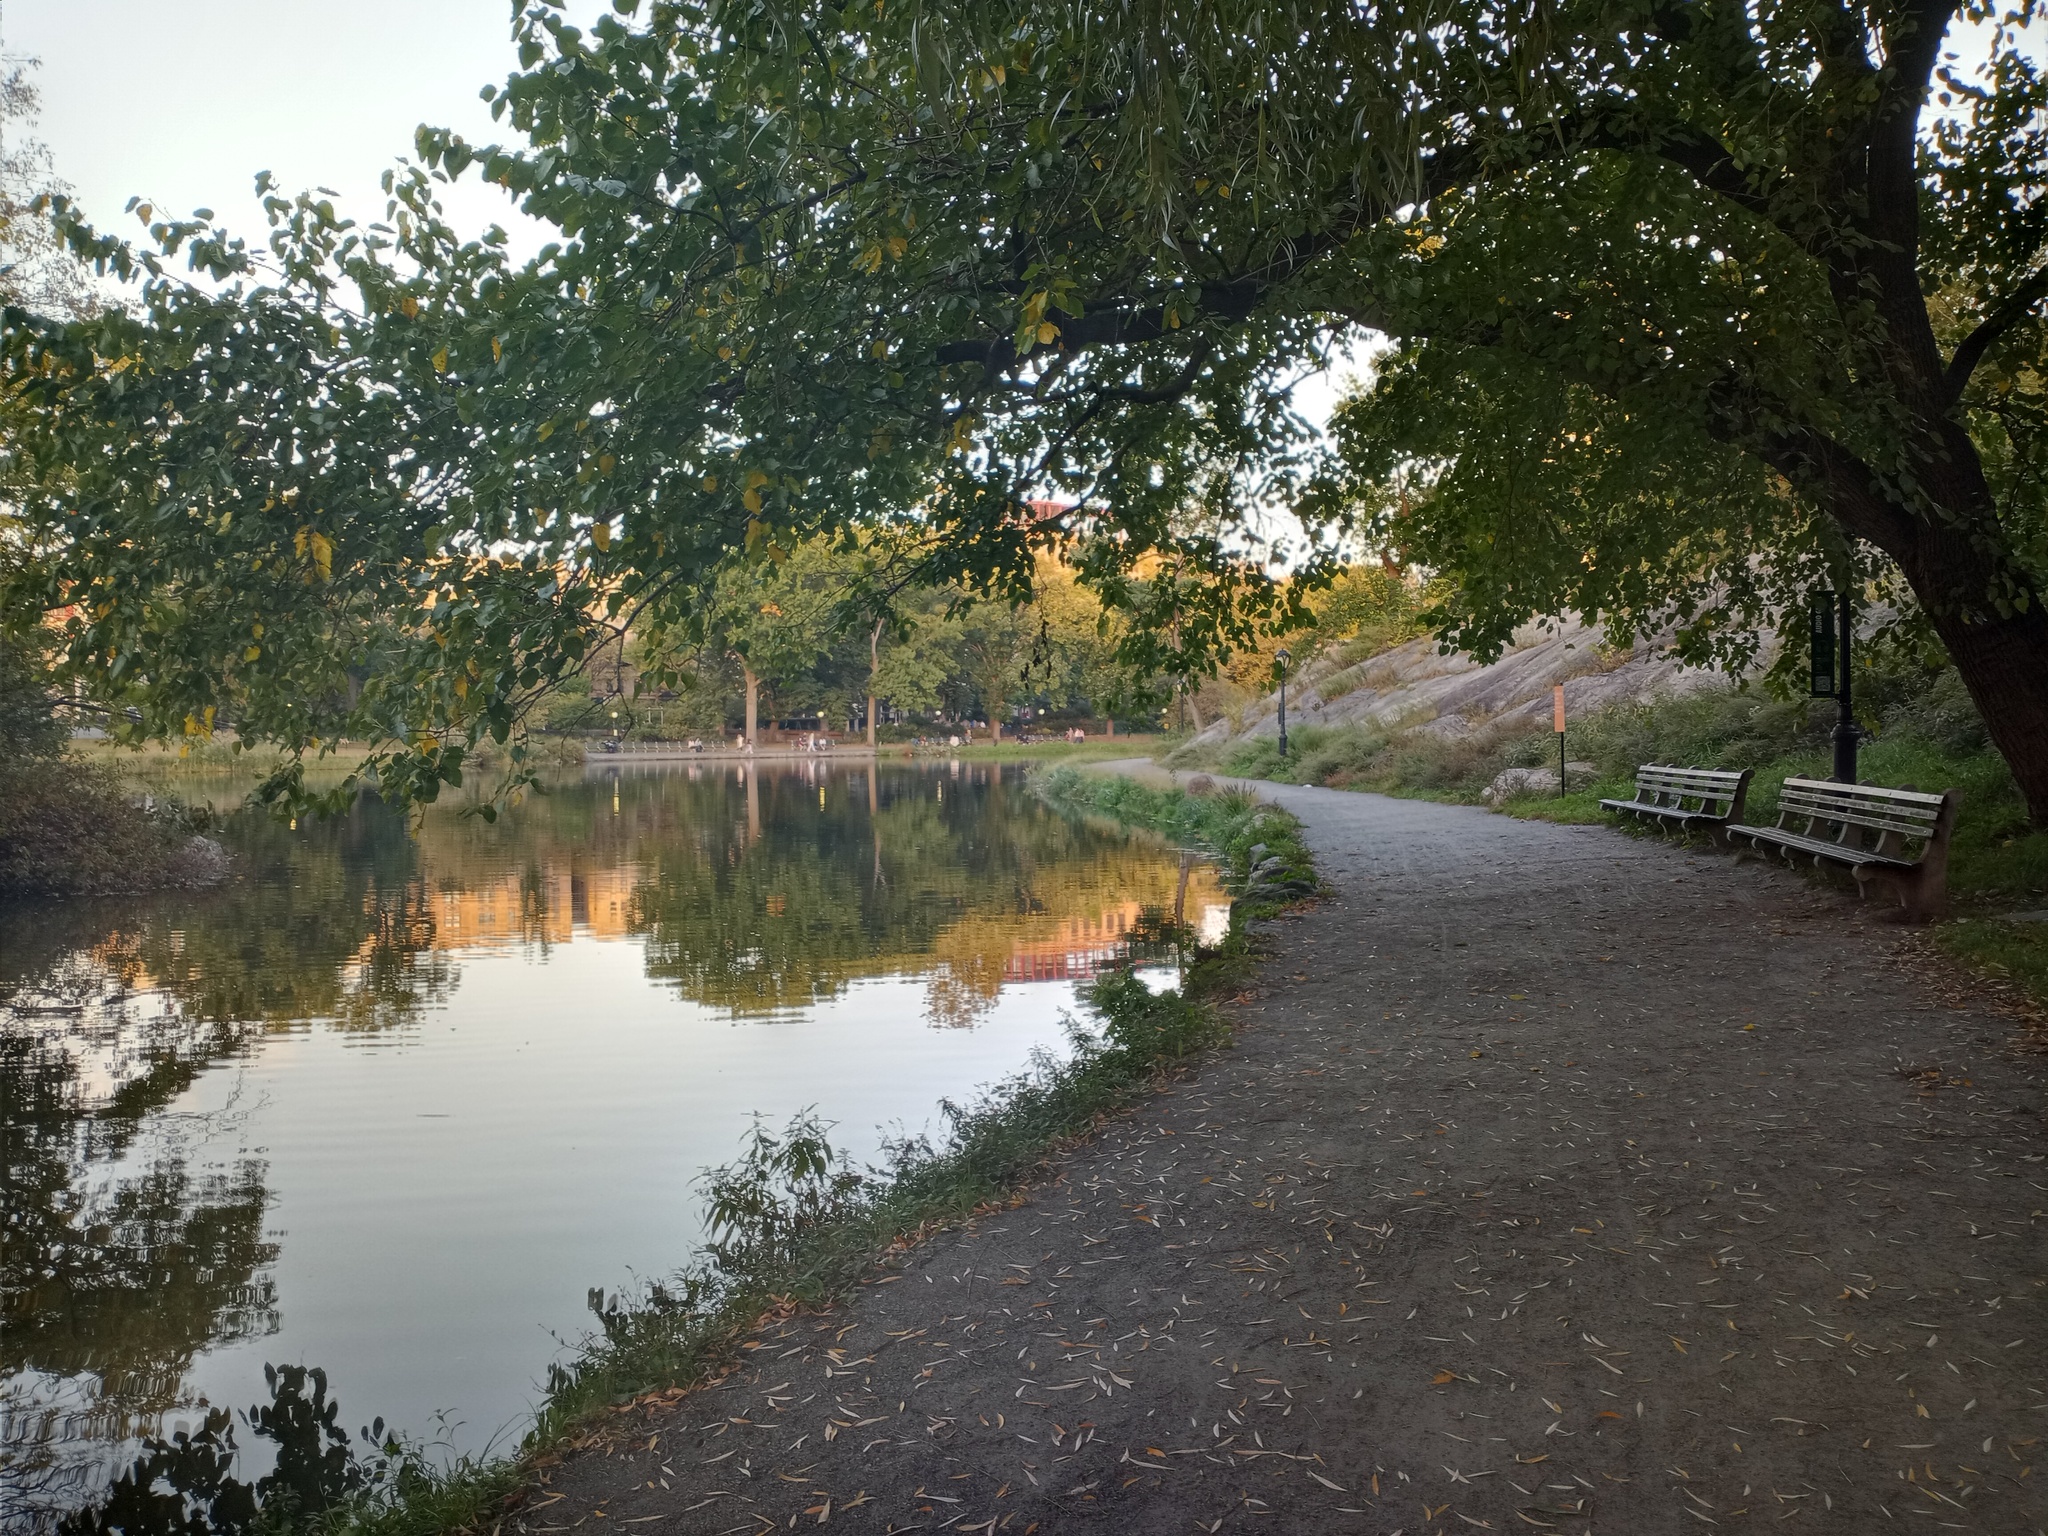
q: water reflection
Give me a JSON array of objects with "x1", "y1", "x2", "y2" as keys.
[
  {"x1": 2, "y1": 944, "x2": 278, "y2": 1517},
  {"x1": 1, "y1": 763, "x2": 1224, "y2": 1528}
]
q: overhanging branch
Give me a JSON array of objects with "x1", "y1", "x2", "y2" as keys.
[{"x1": 1942, "y1": 266, "x2": 2048, "y2": 408}]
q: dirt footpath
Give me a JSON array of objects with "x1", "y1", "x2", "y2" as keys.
[{"x1": 514, "y1": 784, "x2": 2046, "y2": 1535}]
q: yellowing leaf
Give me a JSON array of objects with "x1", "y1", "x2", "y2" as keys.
[
  {"x1": 1430, "y1": 1370, "x2": 1456, "y2": 1385},
  {"x1": 432, "y1": 347, "x2": 449, "y2": 373},
  {"x1": 538, "y1": 420, "x2": 555, "y2": 441},
  {"x1": 598, "y1": 453, "x2": 616, "y2": 474},
  {"x1": 745, "y1": 469, "x2": 771, "y2": 489},
  {"x1": 309, "y1": 531, "x2": 333, "y2": 579},
  {"x1": 886, "y1": 236, "x2": 907, "y2": 260},
  {"x1": 855, "y1": 244, "x2": 883, "y2": 274},
  {"x1": 491, "y1": 336, "x2": 503, "y2": 362},
  {"x1": 701, "y1": 474, "x2": 718, "y2": 492},
  {"x1": 742, "y1": 488, "x2": 763, "y2": 513},
  {"x1": 591, "y1": 521, "x2": 612, "y2": 552},
  {"x1": 1036, "y1": 321, "x2": 1058, "y2": 345},
  {"x1": 244, "y1": 645, "x2": 262, "y2": 662},
  {"x1": 401, "y1": 296, "x2": 419, "y2": 319}
]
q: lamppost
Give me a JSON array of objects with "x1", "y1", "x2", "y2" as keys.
[
  {"x1": 1809, "y1": 588, "x2": 1860, "y2": 783},
  {"x1": 1275, "y1": 647, "x2": 1291, "y2": 760}
]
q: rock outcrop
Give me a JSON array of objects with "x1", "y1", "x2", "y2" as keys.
[{"x1": 1191, "y1": 615, "x2": 1754, "y2": 753}]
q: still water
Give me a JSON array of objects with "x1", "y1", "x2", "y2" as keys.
[{"x1": 1, "y1": 760, "x2": 1225, "y2": 1525}]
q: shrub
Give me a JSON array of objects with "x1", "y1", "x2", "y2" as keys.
[{"x1": 0, "y1": 758, "x2": 208, "y2": 898}]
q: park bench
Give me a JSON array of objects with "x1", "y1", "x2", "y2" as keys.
[
  {"x1": 1725, "y1": 777, "x2": 1959, "y2": 922},
  {"x1": 1600, "y1": 765, "x2": 1753, "y2": 841}
]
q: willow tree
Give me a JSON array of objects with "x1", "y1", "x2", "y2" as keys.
[{"x1": 6, "y1": 0, "x2": 2045, "y2": 816}]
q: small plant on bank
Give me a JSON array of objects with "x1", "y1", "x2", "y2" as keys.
[{"x1": 65, "y1": 941, "x2": 1262, "y2": 1536}]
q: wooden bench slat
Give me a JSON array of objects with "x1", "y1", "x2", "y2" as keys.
[{"x1": 1778, "y1": 787, "x2": 1943, "y2": 821}]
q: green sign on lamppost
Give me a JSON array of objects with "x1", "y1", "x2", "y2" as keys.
[{"x1": 1274, "y1": 647, "x2": 1291, "y2": 759}]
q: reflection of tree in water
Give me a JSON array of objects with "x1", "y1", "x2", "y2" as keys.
[
  {"x1": 0, "y1": 796, "x2": 441, "y2": 1526},
  {"x1": 54, "y1": 1364, "x2": 395, "y2": 1536},
  {"x1": 115, "y1": 804, "x2": 455, "y2": 1033},
  {"x1": 621, "y1": 767, "x2": 1210, "y2": 1022},
  {"x1": 1, "y1": 997, "x2": 278, "y2": 1525}
]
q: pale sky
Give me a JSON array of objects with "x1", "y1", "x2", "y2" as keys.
[{"x1": 6, "y1": 0, "x2": 585, "y2": 261}]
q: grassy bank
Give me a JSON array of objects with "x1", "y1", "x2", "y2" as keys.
[
  {"x1": 1172, "y1": 665, "x2": 2047, "y2": 1009},
  {"x1": 893, "y1": 733, "x2": 1163, "y2": 765},
  {"x1": 75, "y1": 779, "x2": 1303, "y2": 1536},
  {"x1": 1034, "y1": 764, "x2": 1316, "y2": 915}
]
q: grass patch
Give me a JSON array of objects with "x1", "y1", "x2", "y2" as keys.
[
  {"x1": 63, "y1": 780, "x2": 1293, "y2": 1536},
  {"x1": 1929, "y1": 920, "x2": 2048, "y2": 1015},
  {"x1": 1033, "y1": 764, "x2": 1317, "y2": 913},
  {"x1": 896, "y1": 735, "x2": 1162, "y2": 765}
]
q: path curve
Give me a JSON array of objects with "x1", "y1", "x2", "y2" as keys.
[{"x1": 516, "y1": 780, "x2": 2045, "y2": 1535}]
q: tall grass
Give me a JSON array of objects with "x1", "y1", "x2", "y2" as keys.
[{"x1": 1033, "y1": 766, "x2": 1316, "y2": 909}]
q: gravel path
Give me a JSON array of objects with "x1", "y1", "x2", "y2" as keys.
[{"x1": 514, "y1": 780, "x2": 2045, "y2": 1535}]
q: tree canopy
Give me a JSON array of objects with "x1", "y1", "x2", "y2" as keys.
[{"x1": 5, "y1": 0, "x2": 2045, "y2": 815}]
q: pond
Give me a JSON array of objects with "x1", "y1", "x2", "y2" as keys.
[{"x1": 0, "y1": 760, "x2": 1226, "y2": 1528}]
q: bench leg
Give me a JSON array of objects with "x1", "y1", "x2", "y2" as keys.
[{"x1": 1853, "y1": 863, "x2": 1947, "y2": 923}]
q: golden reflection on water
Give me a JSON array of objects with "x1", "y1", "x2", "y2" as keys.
[{"x1": 342, "y1": 762, "x2": 1224, "y2": 1024}]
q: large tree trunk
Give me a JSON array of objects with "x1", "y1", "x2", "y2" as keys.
[
  {"x1": 1889, "y1": 519, "x2": 2048, "y2": 826},
  {"x1": 743, "y1": 664, "x2": 759, "y2": 748}
]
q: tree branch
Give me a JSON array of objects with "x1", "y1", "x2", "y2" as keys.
[{"x1": 1942, "y1": 265, "x2": 2048, "y2": 408}]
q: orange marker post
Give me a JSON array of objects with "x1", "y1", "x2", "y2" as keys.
[{"x1": 1552, "y1": 684, "x2": 1567, "y2": 798}]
